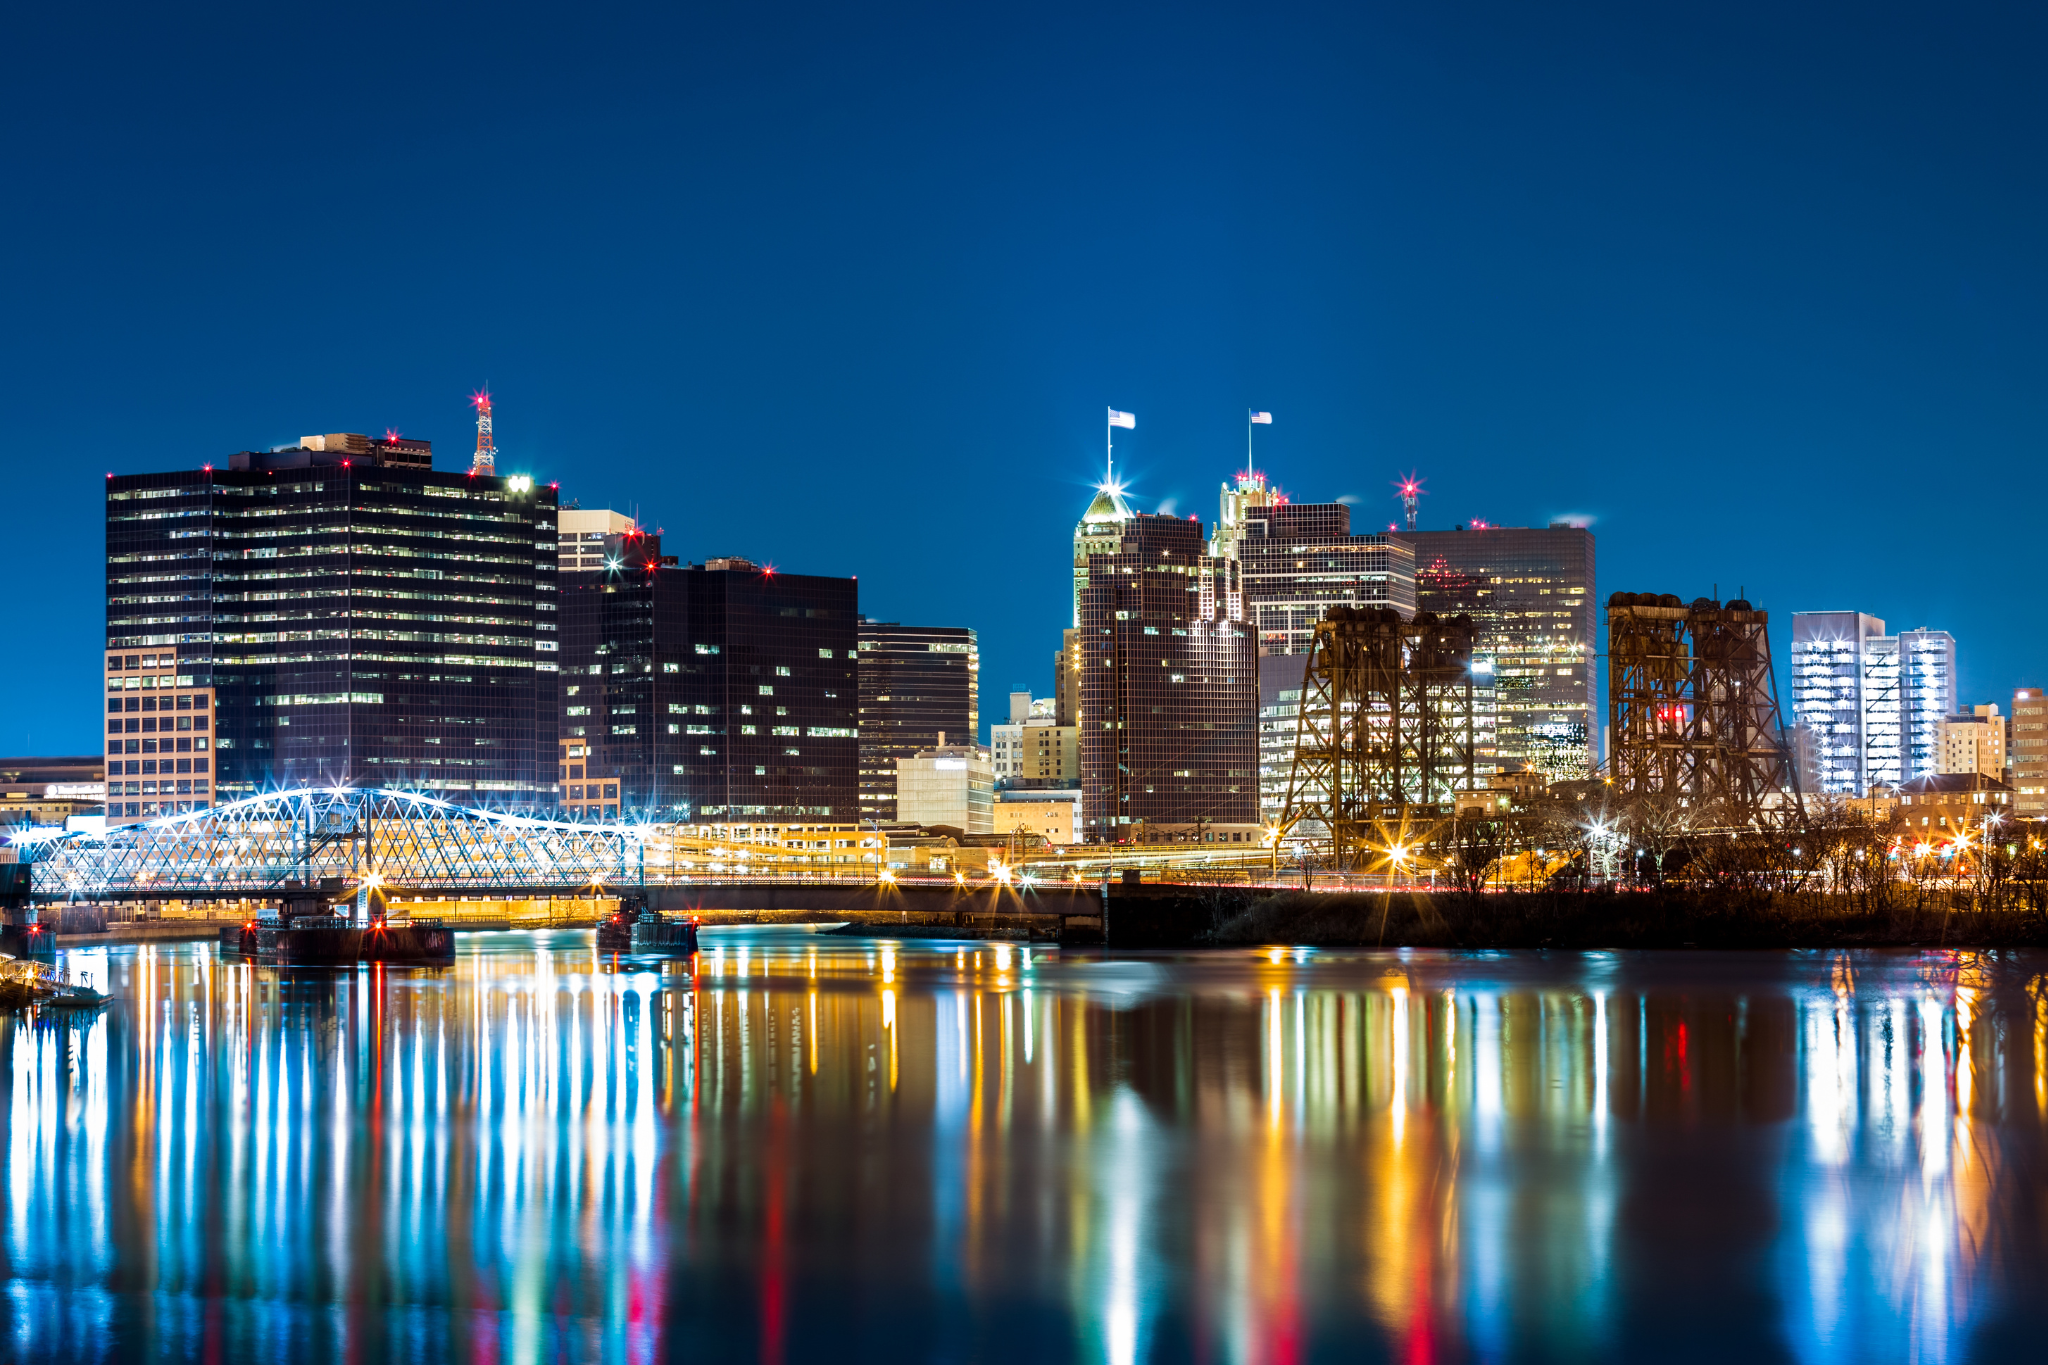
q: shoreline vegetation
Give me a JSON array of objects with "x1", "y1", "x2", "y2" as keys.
[{"x1": 1160, "y1": 887, "x2": 2048, "y2": 950}]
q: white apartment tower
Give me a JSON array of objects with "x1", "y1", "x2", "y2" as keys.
[{"x1": 1791, "y1": 612, "x2": 1957, "y2": 795}]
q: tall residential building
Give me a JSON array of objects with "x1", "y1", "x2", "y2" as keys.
[
  {"x1": 1790, "y1": 613, "x2": 1956, "y2": 794},
  {"x1": 557, "y1": 506, "x2": 635, "y2": 572},
  {"x1": 854, "y1": 619, "x2": 978, "y2": 823},
  {"x1": 1790, "y1": 612, "x2": 1894, "y2": 795},
  {"x1": 2013, "y1": 688, "x2": 2048, "y2": 818},
  {"x1": 1212, "y1": 472, "x2": 1417, "y2": 655},
  {"x1": 1937, "y1": 705, "x2": 2006, "y2": 782},
  {"x1": 1073, "y1": 491, "x2": 1257, "y2": 840},
  {"x1": 558, "y1": 541, "x2": 859, "y2": 821},
  {"x1": 1393, "y1": 525, "x2": 1597, "y2": 781},
  {"x1": 106, "y1": 434, "x2": 558, "y2": 807},
  {"x1": 991, "y1": 692, "x2": 1077, "y2": 790},
  {"x1": 1898, "y1": 629, "x2": 1957, "y2": 780}
]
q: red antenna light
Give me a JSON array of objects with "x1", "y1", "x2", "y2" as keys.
[{"x1": 384, "y1": 428, "x2": 401, "y2": 443}]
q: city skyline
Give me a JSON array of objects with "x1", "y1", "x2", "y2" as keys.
[
  {"x1": 41, "y1": 408, "x2": 2024, "y2": 771},
  {"x1": 8, "y1": 2, "x2": 2047, "y2": 760}
]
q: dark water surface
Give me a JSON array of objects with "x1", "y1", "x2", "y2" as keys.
[{"x1": 5, "y1": 934, "x2": 2046, "y2": 1362}]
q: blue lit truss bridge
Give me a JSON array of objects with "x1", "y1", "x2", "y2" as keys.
[{"x1": 15, "y1": 787, "x2": 645, "y2": 904}]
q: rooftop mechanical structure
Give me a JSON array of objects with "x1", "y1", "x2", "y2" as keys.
[
  {"x1": 1276, "y1": 605, "x2": 1479, "y2": 868},
  {"x1": 1606, "y1": 593, "x2": 1795, "y2": 825}
]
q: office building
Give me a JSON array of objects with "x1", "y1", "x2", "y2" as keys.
[
  {"x1": 102, "y1": 648, "x2": 216, "y2": 824},
  {"x1": 1938, "y1": 705, "x2": 2006, "y2": 782},
  {"x1": 993, "y1": 789, "x2": 1078, "y2": 845},
  {"x1": 2013, "y1": 688, "x2": 2048, "y2": 818},
  {"x1": 1394, "y1": 524, "x2": 1596, "y2": 782},
  {"x1": 1212, "y1": 472, "x2": 1417, "y2": 656},
  {"x1": 0, "y1": 756, "x2": 107, "y2": 829},
  {"x1": 106, "y1": 433, "x2": 558, "y2": 807},
  {"x1": 1054, "y1": 628, "x2": 1082, "y2": 725},
  {"x1": 855, "y1": 619, "x2": 978, "y2": 823},
  {"x1": 1256, "y1": 653, "x2": 1306, "y2": 827},
  {"x1": 559, "y1": 541, "x2": 859, "y2": 821},
  {"x1": 1790, "y1": 613, "x2": 1957, "y2": 795},
  {"x1": 557, "y1": 507, "x2": 635, "y2": 572},
  {"x1": 1074, "y1": 492, "x2": 1258, "y2": 839},
  {"x1": 895, "y1": 741, "x2": 994, "y2": 833},
  {"x1": 991, "y1": 691, "x2": 1077, "y2": 790}
]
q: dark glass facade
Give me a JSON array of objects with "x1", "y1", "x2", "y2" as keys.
[
  {"x1": 1395, "y1": 525, "x2": 1597, "y2": 780},
  {"x1": 854, "y1": 620, "x2": 979, "y2": 823},
  {"x1": 1076, "y1": 512, "x2": 1257, "y2": 840},
  {"x1": 1237, "y1": 502, "x2": 1418, "y2": 656},
  {"x1": 106, "y1": 441, "x2": 559, "y2": 804},
  {"x1": 558, "y1": 547, "x2": 858, "y2": 821}
]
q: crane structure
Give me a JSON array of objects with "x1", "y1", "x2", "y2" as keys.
[
  {"x1": 470, "y1": 389, "x2": 496, "y2": 476},
  {"x1": 1605, "y1": 593, "x2": 1794, "y2": 825},
  {"x1": 1276, "y1": 605, "x2": 1478, "y2": 868}
]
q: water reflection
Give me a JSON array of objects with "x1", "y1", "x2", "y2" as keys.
[{"x1": 4, "y1": 938, "x2": 2046, "y2": 1361}]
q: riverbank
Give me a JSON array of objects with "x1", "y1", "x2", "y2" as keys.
[{"x1": 1169, "y1": 887, "x2": 2048, "y2": 950}]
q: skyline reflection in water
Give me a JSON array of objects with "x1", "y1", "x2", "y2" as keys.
[{"x1": 4, "y1": 935, "x2": 2045, "y2": 1362}]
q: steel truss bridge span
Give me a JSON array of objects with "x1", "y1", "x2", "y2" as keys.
[{"x1": 18, "y1": 787, "x2": 644, "y2": 903}]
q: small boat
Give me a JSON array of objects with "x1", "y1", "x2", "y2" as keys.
[{"x1": 43, "y1": 985, "x2": 108, "y2": 1009}]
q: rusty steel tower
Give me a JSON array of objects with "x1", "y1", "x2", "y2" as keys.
[
  {"x1": 1277, "y1": 605, "x2": 1477, "y2": 866},
  {"x1": 1605, "y1": 592, "x2": 1794, "y2": 824},
  {"x1": 469, "y1": 389, "x2": 496, "y2": 476}
]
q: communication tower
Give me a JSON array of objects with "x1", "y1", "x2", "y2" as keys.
[
  {"x1": 469, "y1": 390, "x2": 496, "y2": 476},
  {"x1": 1394, "y1": 473, "x2": 1425, "y2": 532}
]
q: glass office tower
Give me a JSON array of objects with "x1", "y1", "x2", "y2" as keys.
[
  {"x1": 1074, "y1": 497, "x2": 1257, "y2": 840},
  {"x1": 1228, "y1": 491, "x2": 1418, "y2": 657},
  {"x1": 854, "y1": 620, "x2": 979, "y2": 823},
  {"x1": 558, "y1": 543, "x2": 858, "y2": 821},
  {"x1": 1395, "y1": 524, "x2": 1597, "y2": 782},
  {"x1": 105, "y1": 435, "x2": 558, "y2": 805}
]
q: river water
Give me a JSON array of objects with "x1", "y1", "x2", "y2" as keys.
[{"x1": 4, "y1": 933, "x2": 2045, "y2": 1362}]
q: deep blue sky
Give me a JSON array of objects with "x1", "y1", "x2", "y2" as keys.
[{"x1": 6, "y1": 0, "x2": 2046, "y2": 754}]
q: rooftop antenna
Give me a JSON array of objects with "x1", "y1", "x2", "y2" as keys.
[
  {"x1": 1394, "y1": 471, "x2": 1425, "y2": 531},
  {"x1": 469, "y1": 389, "x2": 496, "y2": 476}
]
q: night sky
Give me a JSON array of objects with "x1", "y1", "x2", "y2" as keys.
[{"x1": 6, "y1": 0, "x2": 2045, "y2": 756}]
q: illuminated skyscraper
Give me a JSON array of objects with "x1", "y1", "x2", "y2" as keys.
[
  {"x1": 558, "y1": 542, "x2": 858, "y2": 821},
  {"x1": 1073, "y1": 491, "x2": 1257, "y2": 840},
  {"x1": 105, "y1": 433, "x2": 558, "y2": 812},
  {"x1": 855, "y1": 619, "x2": 979, "y2": 822},
  {"x1": 1395, "y1": 524, "x2": 1596, "y2": 781},
  {"x1": 1212, "y1": 472, "x2": 1416, "y2": 656},
  {"x1": 1790, "y1": 613, "x2": 1955, "y2": 795}
]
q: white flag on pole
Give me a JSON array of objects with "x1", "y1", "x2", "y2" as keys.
[
  {"x1": 1249, "y1": 411, "x2": 1272, "y2": 424},
  {"x1": 1107, "y1": 408, "x2": 1136, "y2": 429}
]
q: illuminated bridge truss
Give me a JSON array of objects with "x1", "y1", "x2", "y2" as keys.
[{"x1": 21, "y1": 788, "x2": 644, "y2": 903}]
